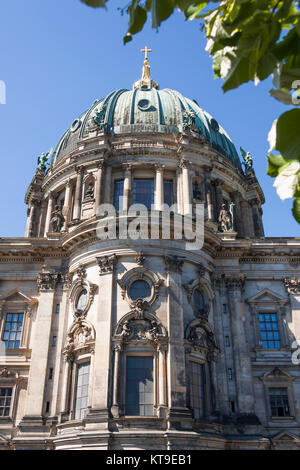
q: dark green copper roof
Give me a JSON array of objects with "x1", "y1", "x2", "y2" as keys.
[{"x1": 50, "y1": 88, "x2": 242, "y2": 169}]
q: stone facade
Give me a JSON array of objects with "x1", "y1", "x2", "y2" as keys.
[{"x1": 0, "y1": 73, "x2": 300, "y2": 450}]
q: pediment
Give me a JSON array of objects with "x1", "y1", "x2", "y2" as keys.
[
  {"x1": 263, "y1": 367, "x2": 292, "y2": 379},
  {"x1": 246, "y1": 288, "x2": 288, "y2": 305},
  {"x1": 0, "y1": 289, "x2": 37, "y2": 305},
  {"x1": 272, "y1": 431, "x2": 300, "y2": 442}
]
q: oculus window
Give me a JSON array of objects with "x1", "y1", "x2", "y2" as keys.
[{"x1": 129, "y1": 280, "x2": 151, "y2": 301}]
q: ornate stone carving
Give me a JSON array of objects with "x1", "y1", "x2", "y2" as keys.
[
  {"x1": 225, "y1": 274, "x2": 245, "y2": 291},
  {"x1": 117, "y1": 267, "x2": 162, "y2": 308},
  {"x1": 0, "y1": 367, "x2": 11, "y2": 377},
  {"x1": 240, "y1": 147, "x2": 253, "y2": 174},
  {"x1": 197, "y1": 263, "x2": 205, "y2": 278},
  {"x1": 76, "y1": 265, "x2": 86, "y2": 281},
  {"x1": 63, "y1": 318, "x2": 95, "y2": 362},
  {"x1": 186, "y1": 318, "x2": 218, "y2": 358},
  {"x1": 136, "y1": 251, "x2": 145, "y2": 266},
  {"x1": 284, "y1": 277, "x2": 300, "y2": 294},
  {"x1": 165, "y1": 255, "x2": 184, "y2": 274},
  {"x1": 37, "y1": 271, "x2": 59, "y2": 292},
  {"x1": 218, "y1": 204, "x2": 233, "y2": 232},
  {"x1": 114, "y1": 310, "x2": 167, "y2": 348},
  {"x1": 182, "y1": 109, "x2": 197, "y2": 131},
  {"x1": 84, "y1": 182, "x2": 94, "y2": 200},
  {"x1": 50, "y1": 205, "x2": 65, "y2": 233},
  {"x1": 97, "y1": 254, "x2": 118, "y2": 275}
]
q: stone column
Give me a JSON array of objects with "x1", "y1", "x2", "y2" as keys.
[
  {"x1": 105, "y1": 165, "x2": 112, "y2": 204},
  {"x1": 44, "y1": 192, "x2": 54, "y2": 236},
  {"x1": 122, "y1": 164, "x2": 132, "y2": 211},
  {"x1": 62, "y1": 181, "x2": 72, "y2": 231},
  {"x1": 241, "y1": 200, "x2": 255, "y2": 237},
  {"x1": 250, "y1": 198, "x2": 261, "y2": 237},
  {"x1": 86, "y1": 255, "x2": 117, "y2": 425},
  {"x1": 226, "y1": 275, "x2": 257, "y2": 420},
  {"x1": 165, "y1": 256, "x2": 192, "y2": 427},
  {"x1": 111, "y1": 344, "x2": 121, "y2": 418},
  {"x1": 212, "y1": 276, "x2": 230, "y2": 416},
  {"x1": 72, "y1": 166, "x2": 84, "y2": 221},
  {"x1": 158, "y1": 344, "x2": 167, "y2": 413},
  {"x1": 231, "y1": 191, "x2": 243, "y2": 236},
  {"x1": 95, "y1": 160, "x2": 104, "y2": 215},
  {"x1": 204, "y1": 167, "x2": 214, "y2": 221},
  {"x1": 180, "y1": 159, "x2": 192, "y2": 215},
  {"x1": 176, "y1": 167, "x2": 182, "y2": 214},
  {"x1": 28, "y1": 199, "x2": 39, "y2": 238},
  {"x1": 214, "y1": 179, "x2": 224, "y2": 221},
  {"x1": 155, "y1": 164, "x2": 165, "y2": 210},
  {"x1": 19, "y1": 271, "x2": 58, "y2": 428}
]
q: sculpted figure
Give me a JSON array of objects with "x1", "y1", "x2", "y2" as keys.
[
  {"x1": 50, "y1": 205, "x2": 65, "y2": 233},
  {"x1": 85, "y1": 182, "x2": 94, "y2": 200},
  {"x1": 240, "y1": 147, "x2": 253, "y2": 173},
  {"x1": 121, "y1": 321, "x2": 131, "y2": 338},
  {"x1": 218, "y1": 204, "x2": 233, "y2": 232}
]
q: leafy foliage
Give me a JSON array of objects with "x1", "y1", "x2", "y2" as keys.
[{"x1": 80, "y1": 0, "x2": 300, "y2": 224}]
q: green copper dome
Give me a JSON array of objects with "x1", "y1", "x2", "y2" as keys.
[{"x1": 50, "y1": 87, "x2": 242, "y2": 169}]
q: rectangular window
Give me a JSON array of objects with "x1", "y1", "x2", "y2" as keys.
[
  {"x1": 163, "y1": 180, "x2": 174, "y2": 207},
  {"x1": 52, "y1": 336, "x2": 57, "y2": 347},
  {"x1": 225, "y1": 336, "x2": 230, "y2": 347},
  {"x1": 222, "y1": 304, "x2": 227, "y2": 314},
  {"x1": 0, "y1": 388, "x2": 12, "y2": 417},
  {"x1": 75, "y1": 362, "x2": 90, "y2": 420},
  {"x1": 126, "y1": 356, "x2": 154, "y2": 416},
  {"x1": 2, "y1": 313, "x2": 24, "y2": 349},
  {"x1": 228, "y1": 368, "x2": 233, "y2": 380},
  {"x1": 55, "y1": 304, "x2": 60, "y2": 314},
  {"x1": 269, "y1": 388, "x2": 291, "y2": 417},
  {"x1": 114, "y1": 179, "x2": 124, "y2": 211},
  {"x1": 133, "y1": 179, "x2": 154, "y2": 210},
  {"x1": 190, "y1": 362, "x2": 205, "y2": 419},
  {"x1": 259, "y1": 313, "x2": 280, "y2": 349},
  {"x1": 49, "y1": 368, "x2": 53, "y2": 380}
]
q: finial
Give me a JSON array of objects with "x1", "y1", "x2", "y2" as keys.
[{"x1": 133, "y1": 46, "x2": 158, "y2": 90}]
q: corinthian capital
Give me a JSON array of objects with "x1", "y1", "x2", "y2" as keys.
[
  {"x1": 37, "y1": 272, "x2": 60, "y2": 292},
  {"x1": 225, "y1": 274, "x2": 245, "y2": 291},
  {"x1": 97, "y1": 254, "x2": 118, "y2": 275},
  {"x1": 284, "y1": 277, "x2": 300, "y2": 294},
  {"x1": 165, "y1": 255, "x2": 185, "y2": 274}
]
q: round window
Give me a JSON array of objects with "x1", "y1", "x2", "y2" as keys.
[
  {"x1": 70, "y1": 119, "x2": 82, "y2": 133},
  {"x1": 129, "y1": 280, "x2": 151, "y2": 300},
  {"x1": 193, "y1": 289, "x2": 205, "y2": 311},
  {"x1": 137, "y1": 99, "x2": 150, "y2": 111},
  {"x1": 76, "y1": 289, "x2": 88, "y2": 311}
]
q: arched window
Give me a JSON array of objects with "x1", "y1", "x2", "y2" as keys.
[{"x1": 129, "y1": 280, "x2": 151, "y2": 300}]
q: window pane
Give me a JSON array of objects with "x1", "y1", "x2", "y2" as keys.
[
  {"x1": 3, "y1": 313, "x2": 24, "y2": 349},
  {"x1": 269, "y1": 388, "x2": 290, "y2": 417},
  {"x1": 259, "y1": 313, "x2": 280, "y2": 349},
  {"x1": 164, "y1": 180, "x2": 173, "y2": 207},
  {"x1": 114, "y1": 180, "x2": 124, "y2": 211},
  {"x1": 76, "y1": 289, "x2": 88, "y2": 311},
  {"x1": 75, "y1": 362, "x2": 90, "y2": 420},
  {"x1": 190, "y1": 362, "x2": 205, "y2": 419},
  {"x1": 0, "y1": 388, "x2": 12, "y2": 417},
  {"x1": 133, "y1": 179, "x2": 154, "y2": 210},
  {"x1": 126, "y1": 356, "x2": 154, "y2": 416},
  {"x1": 129, "y1": 280, "x2": 151, "y2": 300}
]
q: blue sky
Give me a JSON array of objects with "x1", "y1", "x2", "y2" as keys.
[{"x1": 0, "y1": 0, "x2": 298, "y2": 237}]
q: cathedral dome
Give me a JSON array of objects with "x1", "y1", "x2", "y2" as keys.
[{"x1": 50, "y1": 87, "x2": 242, "y2": 170}]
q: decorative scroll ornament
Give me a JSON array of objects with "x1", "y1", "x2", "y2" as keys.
[
  {"x1": 114, "y1": 310, "x2": 167, "y2": 349},
  {"x1": 76, "y1": 264, "x2": 86, "y2": 281},
  {"x1": 284, "y1": 277, "x2": 300, "y2": 294},
  {"x1": 63, "y1": 318, "x2": 95, "y2": 362},
  {"x1": 0, "y1": 367, "x2": 11, "y2": 378},
  {"x1": 97, "y1": 254, "x2": 118, "y2": 275},
  {"x1": 186, "y1": 318, "x2": 218, "y2": 359},
  {"x1": 136, "y1": 251, "x2": 145, "y2": 267}
]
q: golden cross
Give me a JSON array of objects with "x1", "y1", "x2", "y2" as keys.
[{"x1": 141, "y1": 46, "x2": 152, "y2": 60}]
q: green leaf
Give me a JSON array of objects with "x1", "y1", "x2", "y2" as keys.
[
  {"x1": 123, "y1": 33, "x2": 133, "y2": 45},
  {"x1": 151, "y1": 0, "x2": 175, "y2": 29},
  {"x1": 274, "y1": 108, "x2": 300, "y2": 160},
  {"x1": 128, "y1": 4, "x2": 147, "y2": 35},
  {"x1": 80, "y1": 0, "x2": 107, "y2": 7},
  {"x1": 292, "y1": 197, "x2": 300, "y2": 224}
]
